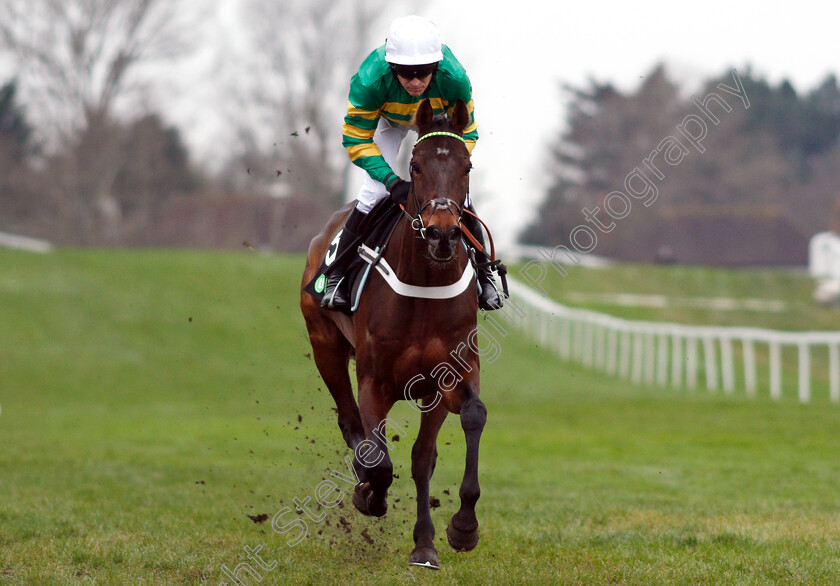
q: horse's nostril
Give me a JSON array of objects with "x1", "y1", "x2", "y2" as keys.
[
  {"x1": 446, "y1": 226, "x2": 462, "y2": 243},
  {"x1": 426, "y1": 226, "x2": 443, "y2": 243}
]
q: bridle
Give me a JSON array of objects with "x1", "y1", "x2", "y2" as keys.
[
  {"x1": 401, "y1": 131, "x2": 469, "y2": 241},
  {"x1": 385, "y1": 127, "x2": 507, "y2": 296}
]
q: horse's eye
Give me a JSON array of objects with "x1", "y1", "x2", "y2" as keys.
[
  {"x1": 411, "y1": 162, "x2": 421, "y2": 175},
  {"x1": 465, "y1": 164, "x2": 473, "y2": 176}
]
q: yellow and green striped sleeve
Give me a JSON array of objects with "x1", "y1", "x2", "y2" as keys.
[{"x1": 342, "y1": 78, "x2": 400, "y2": 188}]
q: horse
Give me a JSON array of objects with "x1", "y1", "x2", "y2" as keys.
[{"x1": 300, "y1": 99, "x2": 487, "y2": 569}]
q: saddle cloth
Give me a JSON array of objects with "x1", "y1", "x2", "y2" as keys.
[{"x1": 303, "y1": 198, "x2": 403, "y2": 313}]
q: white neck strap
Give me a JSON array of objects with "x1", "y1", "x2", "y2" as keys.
[{"x1": 358, "y1": 243, "x2": 474, "y2": 299}]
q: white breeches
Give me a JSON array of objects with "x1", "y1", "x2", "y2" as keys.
[{"x1": 354, "y1": 117, "x2": 410, "y2": 214}]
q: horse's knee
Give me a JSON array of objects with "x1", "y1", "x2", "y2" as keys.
[
  {"x1": 411, "y1": 440, "x2": 424, "y2": 462},
  {"x1": 411, "y1": 442, "x2": 423, "y2": 475},
  {"x1": 411, "y1": 440, "x2": 436, "y2": 461},
  {"x1": 460, "y1": 396, "x2": 486, "y2": 432},
  {"x1": 411, "y1": 442, "x2": 437, "y2": 477}
]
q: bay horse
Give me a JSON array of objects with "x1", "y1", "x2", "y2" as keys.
[{"x1": 300, "y1": 99, "x2": 486, "y2": 569}]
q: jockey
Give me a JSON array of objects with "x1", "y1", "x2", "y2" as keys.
[{"x1": 321, "y1": 15, "x2": 503, "y2": 313}]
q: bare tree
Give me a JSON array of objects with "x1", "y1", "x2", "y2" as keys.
[
  {"x1": 236, "y1": 0, "x2": 395, "y2": 204},
  {"x1": 0, "y1": 0, "x2": 197, "y2": 242},
  {"x1": 0, "y1": 0, "x2": 195, "y2": 140}
]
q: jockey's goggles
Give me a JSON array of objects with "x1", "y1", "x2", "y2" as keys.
[{"x1": 391, "y1": 63, "x2": 438, "y2": 80}]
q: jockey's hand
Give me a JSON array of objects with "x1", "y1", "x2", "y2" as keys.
[{"x1": 389, "y1": 179, "x2": 411, "y2": 205}]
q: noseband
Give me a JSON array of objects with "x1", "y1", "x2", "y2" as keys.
[
  {"x1": 409, "y1": 197, "x2": 462, "y2": 240},
  {"x1": 403, "y1": 131, "x2": 469, "y2": 241}
]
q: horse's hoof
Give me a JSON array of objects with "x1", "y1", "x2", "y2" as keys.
[
  {"x1": 409, "y1": 546, "x2": 439, "y2": 570},
  {"x1": 352, "y1": 483, "x2": 388, "y2": 517},
  {"x1": 446, "y1": 520, "x2": 479, "y2": 552}
]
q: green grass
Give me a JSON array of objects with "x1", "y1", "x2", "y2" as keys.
[
  {"x1": 517, "y1": 261, "x2": 840, "y2": 331},
  {"x1": 2, "y1": 249, "x2": 840, "y2": 584}
]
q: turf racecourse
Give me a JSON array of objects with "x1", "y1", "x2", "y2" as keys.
[{"x1": 2, "y1": 248, "x2": 840, "y2": 585}]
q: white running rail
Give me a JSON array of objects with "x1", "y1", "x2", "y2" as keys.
[
  {"x1": 0, "y1": 231, "x2": 53, "y2": 252},
  {"x1": 507, "y1": 279, "x2": 840, "y2": 404}
]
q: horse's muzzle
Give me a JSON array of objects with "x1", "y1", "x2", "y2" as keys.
[{"x1": 426, "y1": 225, "x2": 462, "y2": 264}]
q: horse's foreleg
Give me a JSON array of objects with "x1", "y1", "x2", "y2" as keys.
[
  {"x1": 446, "y1": 390, "x2": 487, "y2": 552},
  {"x1": 352, "y1": 382, "x2": 394, "y2": 517},
  {"x1": 409, "y1": 402, "x2": 448, "y2": 569}
]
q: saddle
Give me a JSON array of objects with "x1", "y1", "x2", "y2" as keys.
[{"x1": 303, "y1": 198, "x2": 402, "y2": 313}]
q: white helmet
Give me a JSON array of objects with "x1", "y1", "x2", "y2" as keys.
[{"x1": 384, "y1": 16, "x2": 443, "y2": 66}]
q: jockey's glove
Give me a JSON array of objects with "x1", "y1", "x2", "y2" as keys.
[{"x1": 389, "y1": 179, "x2": 411, "y2": 205}]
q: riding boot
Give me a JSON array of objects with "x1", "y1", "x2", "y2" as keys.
[
  {"x1": 321, "y1": 207, "x2": 366, "y2": 312},
  {"x1": 461, "y1": 206, "x2": 504, "y2": 311},
  {"x1": 473, "y1": 249, "x2": 504, "y2": 310}
]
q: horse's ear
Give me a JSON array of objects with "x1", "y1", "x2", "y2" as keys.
[
  {"x1": 452, "y1": 100, "x2": 470, "y2": 135},
  {"x1": 414, "y1": 99, "x2": 434, "y2": 132}
]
